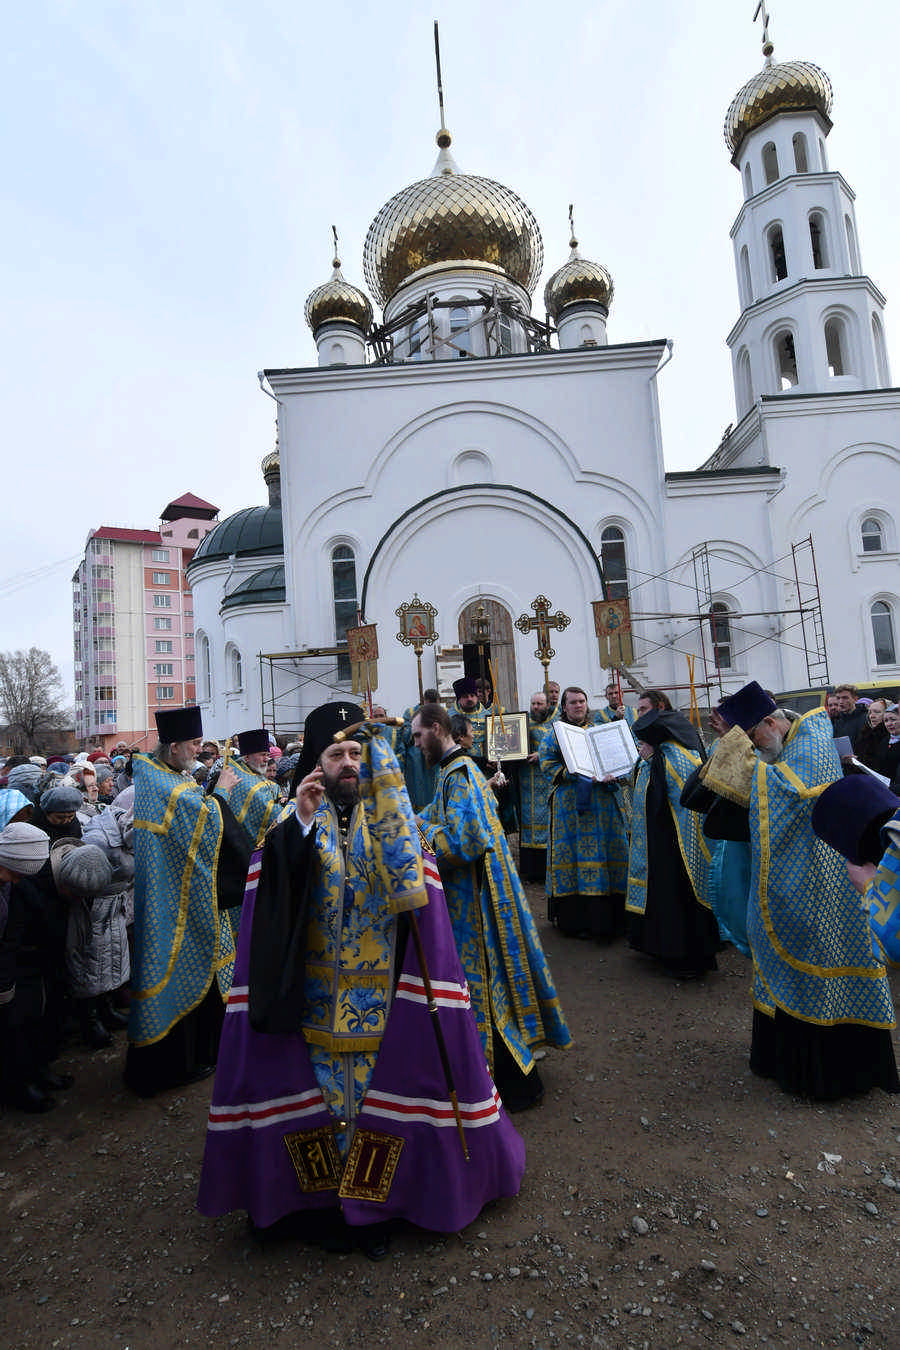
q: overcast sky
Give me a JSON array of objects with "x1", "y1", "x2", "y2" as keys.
[{"x1": 3, "y1": 0, "x2": 898, "y2": 699}]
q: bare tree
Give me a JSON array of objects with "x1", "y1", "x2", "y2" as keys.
[{"x1": 0, "y1": 648, "x2": 70, "y2": 753}]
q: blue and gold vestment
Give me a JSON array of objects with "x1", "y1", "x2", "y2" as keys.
[
  {"x1": 864, "y1": 811, "x2": 900, "y2": 964},
  {"x1": 130, "y1": 753, "x2": 235, "y2": 1047},
  {"x1": 539, "y1": 714, "x2": 630, "y2": 903},
  {"x1": 516, "y1": 717, "x2": 553, "y2": 851},
  {"x1": 627, "y1": 741, "x2": 719, "y2": 918},
  {"x1": 419, "y1": 754, "x2": 571, "y2": 1073},
  {"x1": 221, "y1": 757, "x2": 280, "y2": 848},
  {"x1": 747, "y1": 710, "x2": 895, "y2": 1029}
]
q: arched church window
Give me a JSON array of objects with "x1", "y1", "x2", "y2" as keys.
[
  {"x1": 774, "y1": 330, "x2": 799, "y2": 389},
  {"x1": 792, "y1": 132, "x2": 809, "y2": 174},
  {"x1": 330, "y1": 342, "x2": 346, "y2": 364},
  {"x1": 809, "y1": 213, "x2": 829, "y2": 269},
  {"x1": 767, "y1": 225, "x2": 787, "y2": 282},
  {"x1": 845, "y1": 215, "x2": 860, "y2": 274},
  {"x1": 497, "y1": 311, "x2": 514, "y2": 353},
  {"x1": 331, "y1": 545, "x2": 358, "y2": 682},
  {"x1": 449, "y1": 305, "x2": 471, "y2": 357},
  {"x1": 872, "y1": 315, "x2": 890, "y2": 387},
  {"x1": 226, "y1": 644, "x2": 243, "y2": 693},
  {"x1": 739, "y1": 246, "x2": 754, "y2": 307},
  {"x1": 861, "y1": 517, "x2": 884, "y2": 553},
  {"x1": 818, "y1": 138, "x2": 828, "y2": 171},
  {"x1": 197, "y1": 631, "x2": 212, "y2": 701},
  {"x1": 736, "y1": 348, "x2": 753, "y2": 413},
  {"x1": 871, "y1": 601, "x2": 897, "y2": 666},
  {"x1": 600, "y1": 526, "x2": 629, "y2": 602},
  {"x1": 743, "y1": 162, "x2": 753, "y2": 198},
  {"x1": 824, "y1": 316, "x2": 848, "y2": 377},
  {"x1": 762, "y1": 142, "x2": 779, "y2": 185},
  {"x1": 709, "y1": 603, "x2": 734, "y2": 671}
]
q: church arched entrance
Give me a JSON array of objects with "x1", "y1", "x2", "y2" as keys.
[{"x1": 458, "y1": 599, "x2": 519, "y2": 710}]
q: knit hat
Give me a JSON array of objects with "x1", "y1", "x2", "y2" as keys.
[
  {"x1": 94, "y1": 765, "x2": 114, "y2": 784},
  {"x1": 50, "y1": 840, "x2": 113, "y2": 895},
  {"x1": 40, "y1": 784, "x2": 83, "y2": 814},
  {"x1": 86, "y1": 750, "x2": 111, "y2": 764},
  {"x1": 0, "y1": 822, "x2": 50, "y2": 875},
  {"x1": 6, "y1": 763, "x2": 44, "y2": 793},
  {"x1": 29, "y1": 756, "x2": 47, "y2": 768}
]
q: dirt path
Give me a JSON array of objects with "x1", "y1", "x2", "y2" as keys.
[{"x1": 2, "y1": 889, "x2": 898, "y2": 1349}]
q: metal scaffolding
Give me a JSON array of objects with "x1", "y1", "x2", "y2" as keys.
[{"x1": 613, "y1": 535, "x2": 830, "y2": 708}]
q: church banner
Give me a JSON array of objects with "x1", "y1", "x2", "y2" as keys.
[
  {"x1": 592, "y1": 599, "x2": 634, "y2": 667},
  {"x1": 347, "y1": 622, "x2": 379, "y2": 696}
]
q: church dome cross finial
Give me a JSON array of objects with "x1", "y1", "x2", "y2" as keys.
[
  {"x1": 753, "y1": 0, "x2": 775, "y2": 65},
  {"x1": 434, "y1": 21, "x2": 452, "y2": 151},
  {"x1": 568, "y1": 203, "x2": 578, "y2": 254}
]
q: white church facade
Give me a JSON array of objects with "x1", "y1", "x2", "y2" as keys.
[{"x1": 187, "y1": 32, "x2": 900, "y2": 735}]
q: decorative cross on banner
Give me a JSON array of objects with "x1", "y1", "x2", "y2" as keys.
[{"x1": 515, "y1": 595, "x2": 571, "y2": 692}]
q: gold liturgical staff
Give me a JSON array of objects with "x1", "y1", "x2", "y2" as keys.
[
  {"x1": 515, "y1": 595, "x2": 571, "y2": 696},
  {"x1": 395, "y1": 594, "x2": 439, "y2": 702}
]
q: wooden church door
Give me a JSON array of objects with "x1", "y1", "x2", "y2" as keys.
[{"x1": 458, "y1": 599, "x2": 519, "y2": 711}]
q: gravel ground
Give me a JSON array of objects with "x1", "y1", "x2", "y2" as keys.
[{"x1": 2, "y1": 886, "x2": 899, "y2": 1350}]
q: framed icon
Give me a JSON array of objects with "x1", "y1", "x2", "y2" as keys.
[{"x1": 485, "y1": 712, "x2": 529, "y2": 762}]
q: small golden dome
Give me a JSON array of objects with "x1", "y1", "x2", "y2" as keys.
[
  {"x1": 304, "y1": 256, "x2": 374, "y2": 334},
  {"x1": 363, "y1": 139, "x2": 543, "y2": 307},
  {"x1": 544, "y1": 229, "x2": 613, "y2": 323},
  {"x1": 724, "y1": 58, "x2": 832, "y2": 156},
  {"x1": 260, "y1": 447, "x2": 279, "y2": 479}
]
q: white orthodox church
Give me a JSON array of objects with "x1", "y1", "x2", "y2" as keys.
[{"x1": 187, "y1": 30, "x2": 900, "y2": 736}]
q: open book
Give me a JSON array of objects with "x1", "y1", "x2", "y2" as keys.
[{"x1": 553, "y1": 718, "x2": 638, "y2": 780}]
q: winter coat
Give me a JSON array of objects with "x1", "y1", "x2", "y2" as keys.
[
  {"x1": 65, "y1": 885, "x2": 130, "y2": 998},
  {"x1": 82, "y1": 792, "x2": 135, "y2": 923}
]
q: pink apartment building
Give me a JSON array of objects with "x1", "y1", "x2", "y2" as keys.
[{"x1": 73, "y1": 494, "x2": 219, "y2": 749}]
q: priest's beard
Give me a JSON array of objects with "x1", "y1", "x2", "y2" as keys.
[
  {"x1": 757, "y1": 732, "x2": 784, "y2": 764},
  {"x1": 323, "y1": 766, "x2": 360, "y2": 809}
]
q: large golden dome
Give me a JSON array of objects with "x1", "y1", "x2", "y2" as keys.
[
  {"x1": 304, "y1": 256, "x2": 374, "y2": 333},
  {"x1": 544, "y1": 229, "x2": 613, "y2": 322},
  {"x1": 724, "y1": 58, "x2": 832, "y2": 156},
  {"x1": 363, "y1": 133, "x2": 543, "y2": 307}
]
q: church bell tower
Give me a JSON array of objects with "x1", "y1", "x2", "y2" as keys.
[{"x1": 725, "y1": 10, "x2": 891, "y2": 418}]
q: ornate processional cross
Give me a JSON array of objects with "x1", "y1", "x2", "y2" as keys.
[{"x1": 515, "y1": 595, "x2": 571, "y2": 694}]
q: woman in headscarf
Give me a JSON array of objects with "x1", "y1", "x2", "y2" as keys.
[{"x1": 31, "y1": 784, "x2": 84, "y2": 844}]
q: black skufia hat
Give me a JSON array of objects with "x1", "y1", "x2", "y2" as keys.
[
  {"x1": 811, "y1": 774, "x2": 900, "y2": 865},
  {"x1": 237, "y1": 729, "x2": 270, "y2": 757},
  {"x1": 155, "y1": 705, "x2": 203, "y2": 743},
  {"x1": 291, "y1": 701, "x2": 366, "y2": 793}
]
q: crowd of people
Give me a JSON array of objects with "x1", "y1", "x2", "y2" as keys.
[{"x1": 1, "y1": 673, "x2": 899, "y2": 1255}]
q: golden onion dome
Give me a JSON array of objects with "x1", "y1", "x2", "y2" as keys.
[
  {"x1": 363, "y1": 129, "x2": 543, "y2": 307},
  {"x1": 260, "y1": 446, "x2": 279, "y2": 479},
  {"x1": 304, "y1": 254, "x2": 374, "y2": 334},
  {"x1": 544, "y1": 225, "x2": 613, "y2": 322},
  {"x1": 724, "y1": 56, "x2": 832, "y2": 156}
]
